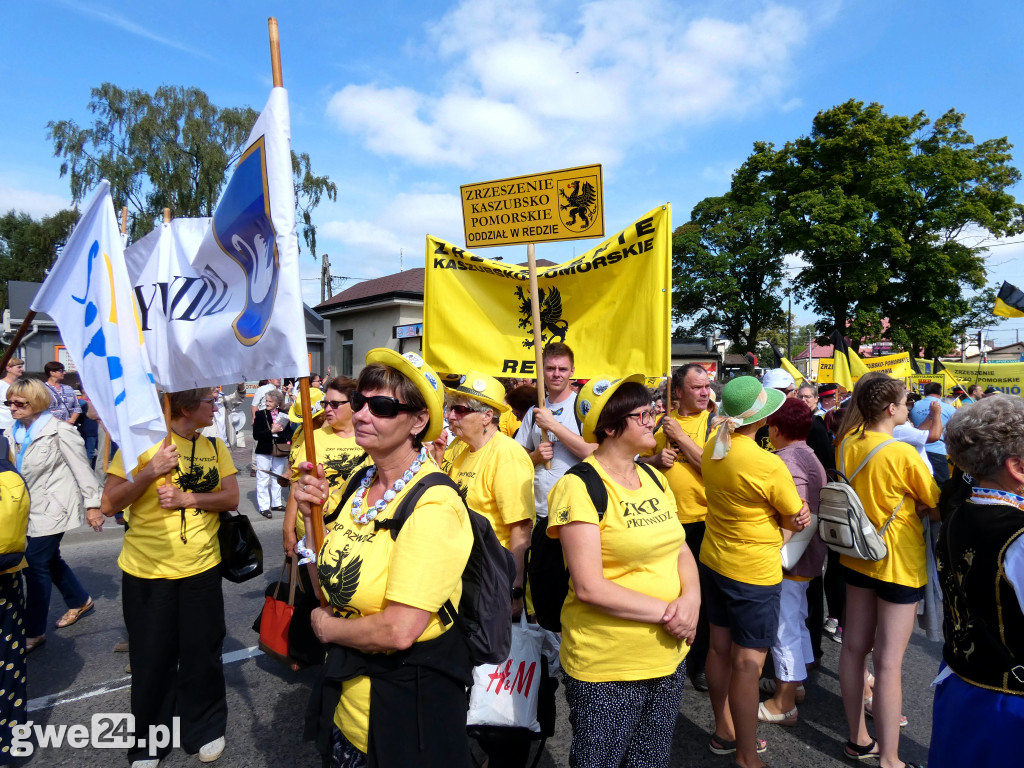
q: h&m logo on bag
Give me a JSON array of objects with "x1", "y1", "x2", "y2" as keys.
[{"x1": 484, "y1": 658, "x2": 537, "y2": 698}]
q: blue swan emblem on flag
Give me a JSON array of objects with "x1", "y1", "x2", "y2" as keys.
[{"x1": 212, "y1": 137, "x2": 279, "y2": 346}]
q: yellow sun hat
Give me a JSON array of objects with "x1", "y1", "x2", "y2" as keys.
[{"x1": 364, "y1": 348, "x2": 445, "y2": 442}]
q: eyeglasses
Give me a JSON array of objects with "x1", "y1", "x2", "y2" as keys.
[
  {"x1": 199, "y1": 398, "x2": 219, "y2": 408},
  {"x1": 625, "y1": 409, "x2": 654, "y2": 426},
  {"x1": 324, "y1": 399, "x2": 349, "y2": 410},
  {"x1": 446, "y1": 404, "x2": 481, "y2": 417},
  {"x1": 4, "y1": 399, "x2": 28, "y2": 409},
  {"x1": 350, "y1": 391, "x2": 419, "y2": 418}
]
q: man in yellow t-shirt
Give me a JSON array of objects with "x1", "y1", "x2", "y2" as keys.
[{"x1": 641, "y1": 362, "x2": 713, "y2": 690}]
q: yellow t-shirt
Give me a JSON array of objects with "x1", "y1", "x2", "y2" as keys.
[
  {"x1": 649, "y1": 409, "x2": 711, "y2": 524},
  {"x1": 498, "y1": 409, "x2": 522, "y2": 438},
  {"x1": 319, "y1": 464, "x2": 473, "y2": 752},
  {"x1": 110, "y1": 435, "x2": 237, "y2": 580},
  {"x1": 837, "y1": 431, "x2": 940, "y2": 587},
  {"x1": 444, "y1": 432, "x2": 534, "y2": 550},
  {"x1": 700, "y1": 433, "x2": 803, "y2": 586},
  {"x1": 290, "y1": 424, "x2": 369, "y2": 539},
  {"x1": 546, "y1": 456, "x2": 688, "y2": 682}
]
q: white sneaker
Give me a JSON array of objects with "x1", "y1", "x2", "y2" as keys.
[
  {"x1": 823, "y1": 617, "x2": 839, "y2": 635},
  {"x1": 131, "y1": 760, "x2": 160, "y2": 768},
  {"x1": 199, "y1": 736, "x2": 225, "y2": 763}
]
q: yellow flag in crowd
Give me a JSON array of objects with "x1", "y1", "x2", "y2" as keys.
[
  {"x1": 424, "y1": 206, "x2": 672, "y2": 380},
  {"x1": 848, "y1": 348, "x2": 871, "y2": 378},
  {"x1": 779, "y1": 357, "x2": 805, "y2": 385}
]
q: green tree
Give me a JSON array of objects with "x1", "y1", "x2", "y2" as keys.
[
  {"x1": 672, "y1": 192, "x2": 786, "y2": 355},
  {"x1": 752, "y1": 100, "x2": 1023, "y2": 356},
  {"x1": 47, "y1": 83, "x2": 337, "y2": 250},
  {"x1": 0, "y1": 208, "x2": 80, "y2": 314}
]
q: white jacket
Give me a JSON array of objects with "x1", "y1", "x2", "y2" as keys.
[{"x1": 13, "y1": 418, "x2": 102, "y2": 537}]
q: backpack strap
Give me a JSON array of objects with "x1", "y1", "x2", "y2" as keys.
[
  {"x1": 565, "y1": 462, "x2": 608, "y2": 520},
  {"x1": 372, "y1": 473, "x2": 459, "y2": 539},
  {"x1": 324, "y1": 464, "x2": 374, "y2": 526},
  {"x1": 840, "y1": 437, "x2": 898, "y2": 482},
  {"x1": 565, "y1": 461, "x2": 665, "y2": 521},
  {"x1": 636, "y1": 460, "x2": 664, "y2": 491},
  {"x1": 369, "y1": 472, "x2": 462, "y2": 626}
]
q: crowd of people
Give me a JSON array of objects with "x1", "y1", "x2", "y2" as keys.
[{"x1": 0, "y1": 348, "x2": 1021, "y2": 768}]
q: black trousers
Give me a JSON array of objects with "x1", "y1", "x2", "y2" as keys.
[
  {"x1": 122, "y1": 566, "x2": 227, "y2": 761},
  {"x1": 682, "y1": 520, "x2": 710, "y2": 676}
]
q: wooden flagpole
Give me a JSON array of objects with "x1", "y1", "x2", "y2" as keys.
[
  {"x1": 160, "y1": 208, "x2": 175, "y2": 485},
  {"x1": 526, "y1": 243, "x2": 551, "y2": 469},
  {"x1": 0, "y1": 312, "x2": 37, "y2": 375},
  {"x1": 267, "y1": 17, "x2": 327, "y2": 590}
]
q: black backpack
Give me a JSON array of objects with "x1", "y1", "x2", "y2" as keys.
[
  {"x1": 527, "y1": 460, "x2": 664, "y2": 632},
  {"x1": 337, "y1": 467, "x2": 517, "y2": 665}
]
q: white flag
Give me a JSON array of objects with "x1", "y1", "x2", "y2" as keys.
[
  {"x1": 123, "y1": 87, "x2": 310, "y2": 391},
  {"x1": 30, "y1": 181, "x2": 166, "y2": 478}
]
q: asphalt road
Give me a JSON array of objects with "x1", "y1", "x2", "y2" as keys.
[{"x1": 14, "y1": 449, "x2": 942, "y2": 767}]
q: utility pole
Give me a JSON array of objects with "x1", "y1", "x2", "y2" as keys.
[
  {"x1": 786, "y1": 296, "x2": 792, "y2": 360},
  {"x1": 320, "y1": 252, "x2": 331, "y2": 304}
]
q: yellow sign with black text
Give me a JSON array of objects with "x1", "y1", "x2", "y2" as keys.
[
  {"x1": 460, "y1": 164, "x2": 604, "y2": 248},
  {"x1": 425, "y1": 206, "x2": 670, "y2": 380}
]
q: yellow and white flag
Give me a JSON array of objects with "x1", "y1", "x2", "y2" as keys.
[{"x1": 424, "y1": 206, "x2": 672, "y2": 380}]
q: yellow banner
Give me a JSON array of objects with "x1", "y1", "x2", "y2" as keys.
[
  {"x1": 940, "y1": 362, "x2": 1024, "y2": 395},
  {"x1": 817, "y1": 352, "x2": 913, "y2": 383},
  {"x1": 424, "y1": 206, "x2": 671, "y2": 380}
]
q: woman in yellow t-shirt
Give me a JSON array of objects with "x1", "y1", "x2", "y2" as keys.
[
  {"x1": 294, "y1": 349, "x2": 473, "y2": 768},
  {"x1": 101, "y1": 388, "x2": 239, "y2": 766},
  {"x1": 699, "y1": 376, "x2": 809, "y2": 767},
  {"x1": 283, "y1": 378, "x2": 368, "y2": 558},
  {"x1": 547, "y1": 375, "x2": 700, "y2": 768},
  {"x1": 834, "y1": 375, "x2": 938, "y2": 767},
  {"x1": 442, "y1": 372, "x2": 533, "y2": 614}
]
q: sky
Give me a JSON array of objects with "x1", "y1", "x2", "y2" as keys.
[{"x1": 2, "y1": 0, "x2": 1023, "y2": 348}]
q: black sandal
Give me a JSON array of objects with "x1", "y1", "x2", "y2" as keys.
[
  {"x1": 844, "y1": 739, "x2": 879, "y2": 761},
  {"x1": 259, "y1": 509, "x2": 273, "y2": 519}
]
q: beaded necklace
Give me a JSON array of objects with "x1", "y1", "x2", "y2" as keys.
[
  {"x1": 350, "y1": 446, "x2": 429, "y2": 525},
  {"x1": 970, "y1": 487, "x2": 1024, "y2": 514}
]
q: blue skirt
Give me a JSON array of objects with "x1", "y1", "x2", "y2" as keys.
[{"x1": 929, "y1": 667, "x2": 1024, "y2": 768}]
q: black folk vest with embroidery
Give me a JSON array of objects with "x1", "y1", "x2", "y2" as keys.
[{"x1": 938, "y1": 501, "x2": 1024, "y2": 694}]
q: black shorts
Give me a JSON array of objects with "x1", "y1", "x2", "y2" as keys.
[
  {"x1": 699, "y1": 563, "x2": 781, "y2": 649},
  {"x1": 841, "y1": 565, "x2": 925, "y2": 605}
]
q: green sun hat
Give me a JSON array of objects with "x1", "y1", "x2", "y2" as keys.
[{"x1": 721, "y1": 375, "x2": 786, "y2": 426}]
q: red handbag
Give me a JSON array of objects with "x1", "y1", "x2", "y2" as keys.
[{"x1": 258, "y1": 557, "x2": 302, "y2": 670}]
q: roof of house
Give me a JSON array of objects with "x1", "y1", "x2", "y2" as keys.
[
  {"x1": 314, "y1": 259, "x2": 560, "y2": 313},
  {"x1": 315, "y1": 269, "x2": 425, "y2": 312}
]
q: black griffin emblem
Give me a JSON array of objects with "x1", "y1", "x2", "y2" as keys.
[
  {"x1": 176, "y1": 464, "x2": 220, "y2": 495},
  {"x1": 323, "y1": 452, "x2": 368, "y2": 486},
  {"x1": 515, "y1": 285, "x2": 569, "y2": 349},
  {"x1": 558, "y1": 179, "x2": 598, "y2": 233},
  {"x1": 318, "y1": 544, "x2": 363, "y2": 618}
]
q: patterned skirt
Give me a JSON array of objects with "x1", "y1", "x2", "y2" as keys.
[{"x1": 0, "y1": 572, "x2": 27, "y2": 764}]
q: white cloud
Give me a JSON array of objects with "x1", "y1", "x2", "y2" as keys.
[
  {"x1": 0, "y1": 185, "x2": 72, "y2": 218},
  {"x1": 325, "y1": 0, "x2": 810, "y2": 169}
]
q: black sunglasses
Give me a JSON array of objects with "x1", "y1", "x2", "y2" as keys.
[
  {"x1": 351, "y1": 391, "x2": 419, "y2": 418},
  {"x1": 4, "y1": 399, "x2": 28, "y2": 408},
  {"x1": 324, "y1": 399, "x2": 349, "y2": 410}
]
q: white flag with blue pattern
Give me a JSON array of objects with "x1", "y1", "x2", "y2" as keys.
[
  {"x1": 123, "y1": 87, "x2": 309, "y2": 390},
  {"x1": 30, "y1": 180, "x2": 166, "y2": 478}
]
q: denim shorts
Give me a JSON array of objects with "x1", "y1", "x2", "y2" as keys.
[{"x1": 699, "y1": 563, "x2": 781, "y2": 649}]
